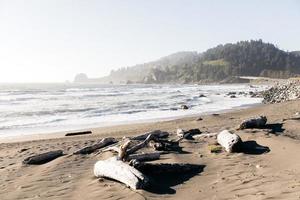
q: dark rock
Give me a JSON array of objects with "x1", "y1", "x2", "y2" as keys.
[
  {"x1": 227, "y1": 92, "x2": 236, "y2": 96},
  {"x1": 181, "y1": 105, "x2": 189, "y2": 110}
]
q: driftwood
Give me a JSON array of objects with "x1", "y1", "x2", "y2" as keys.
[
  {"x1": 217, "y1": 130, "x2": 243, "y2": 153},
  {"x1": 74, "y1": 137, "x2": 116, "y2": 155},
  {"x1": 23, "y1": 150, "x2": 63, "y2": 165},
  {"x1": 130, "y1": 130, "x2": 169, "y2": 140},
  {"x1": 118, "y1": 140, "x2": 132, "y2": 160},
  {"x1": 238, "y1": 116, "x2": 267, "y2": 130},
  {"x1": 134, "y1": 162, "x2": 202, "y2": 174},
  {"x1": 192, "y1": 132, "x2": 218, "y2": 139},
  {"x1": 65, "y1": 130, "x2": 92, "y2": 136},
  {"x1": 102, "y1": 146, "x2": 120, "y2": 154},
  {"x1": 100, "y1": 130, "x2": 168, "y2": 153},
  {"x1": 94, "y1": 156, "x2": 149, "y2": 190},
  {"x1": 127, "y1": 152, "x2": 161, "y2": 162},
  {"x1": 149, "y1": 139, "x2": 180, "y2": 152},
  {"x1": 127, "y1": 134, "x2": 157, "y2": 155},
  {"x1": 177, "y1": 128, "x2": 201, "y2": 139}
]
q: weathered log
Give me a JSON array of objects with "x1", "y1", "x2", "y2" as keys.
[
  {"x1": 65, "y1": 130, "x2": 92, "y2": 136},
  {"x1": 23, "y1": 150, "x2": 63, "y2": 165},
  {"x1": 238, "y1": 116, "x2": 267, "y2": 130},
  {"x1": 134, "y1": 162, "x2": 202, "y2": 174},
  {"x1": 74, "y1": 137, "x2": 116, "y2": 155},
  {"x1": 127, "y1": 152, "x2": 161, "y2": 162},
  {"x1": 217, "y1": 130, "x2": 243, "y2": 153},
  {"x1": 94, "y1": 156, "x2": 149, "y2": 190},
  {"x1": 131, "y1": 130, "x2": 169, "y2": 140},
  {"x1": 127, "y1": 134, "x2": 157, "y2": 155}
]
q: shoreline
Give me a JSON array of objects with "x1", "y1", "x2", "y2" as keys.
[{"x1": 0, "y1": 102, "x2": 264, "y2": 143}]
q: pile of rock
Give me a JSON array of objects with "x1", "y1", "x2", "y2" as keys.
[{"x1": 263, "y1": 80, "x2": 300, "y2": 103}]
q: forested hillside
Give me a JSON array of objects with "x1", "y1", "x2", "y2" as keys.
[{"x1": 76, "y1": 40, "x2": 300, "y2": 83}]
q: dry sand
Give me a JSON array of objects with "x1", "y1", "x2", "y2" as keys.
[{"x1": 1, "y1": 100, "x2": 300, "y2": 200}]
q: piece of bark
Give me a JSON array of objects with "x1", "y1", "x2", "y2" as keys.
[
  {"x1": 134, "y1": 162, "x2": 202, "y2": 174},
  {"x1": 131, "y1": 130, "x2": 169, "y2": 140},
  {"x1": 238, "y1": 116, "x2": 267, "y2": 130},
  {"x1": 65, "y1": 131, "x2": 92, "y2": 136},
  {"x1": 94, "y1": 156, "x2": 149, "y2": 190},
  {"x1": 127, "y1": 152, "x2": 161, "y2": 162},
  {"x1": 74, "y1": 137, "x2": 116, "y2": 155},
  {"x1": 23, "y1": 150, "x2": 63, "y2": 165},
  {"x1": 118, "y1": 140, "x2": 132, "y2": 160},
  {"x1": 217, "y1": 130, "x2": 243, "y2": 153}
]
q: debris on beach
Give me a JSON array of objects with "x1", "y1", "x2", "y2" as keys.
[
  {"x1": 217, "y1": 130, "x2": 243, "y2": 153},
  {"x1": 73, "y1": 137, "x2": 116, "y2": 155},
  {"x1": 93, "y1": 131, "x2": 203, "y2": 190},
  {"x1": 238, "y1": 116, "x2": 267, "y2": 130},
  {"x1": 23, "y1": 150, "x2": 63, "y2": 165},
  {"x1": 65, "y1": 130, "x2": 92, "y2": 136},
  {"x1": 176, "y1": 128, "x2": 201, "y2": 139}
]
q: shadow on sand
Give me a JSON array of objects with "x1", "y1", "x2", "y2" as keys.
[
  {"x1": 241, "y1": 140, "x2": 270, "y2": 155},
  {"x1": 264, "y1": 123, "x2": 285, "y2": 134},
  {"x1": 143, "y1": 164, "x2": 205, "y2": 194}
]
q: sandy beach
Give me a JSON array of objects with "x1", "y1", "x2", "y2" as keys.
[{"x1": 1, "y1": 100, "x2": 300, "y2": 200}]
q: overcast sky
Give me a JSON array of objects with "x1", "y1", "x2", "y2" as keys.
[{"x1": 0, "y1": 0, "x2": 299, "y2": 83}]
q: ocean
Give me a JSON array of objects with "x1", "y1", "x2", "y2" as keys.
[{"x1": 0, "y1": 83, "x2": 265, "y2": 138}]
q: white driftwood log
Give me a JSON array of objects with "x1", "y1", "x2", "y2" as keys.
[
  {"x1": 217, "y1": 130, "x2": 242, "y2": 153},
  {"x1": 74, "y1": 137, "x2": 116, "y2": 155},
  {"x1": 192, "y1": 132, "x2": 218, "y2": 139},
  {"x1": 238, "y1": 116, "x2": 267, "y2": 130},
  {"x1": 94, "y1": 156, "x2": 149, "y2": 190}
]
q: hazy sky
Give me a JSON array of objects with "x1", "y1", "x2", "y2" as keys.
[{"x1": 0, "y1": 0, "x2": 299, "y2": 83}]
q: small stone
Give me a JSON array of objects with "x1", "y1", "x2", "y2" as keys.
[
  {"x1": 98, "y1": 178, "x2": 105, "y2": 182},
  {"x1": 181, "y1": 105, "x2": 189, "y2": 110}
]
